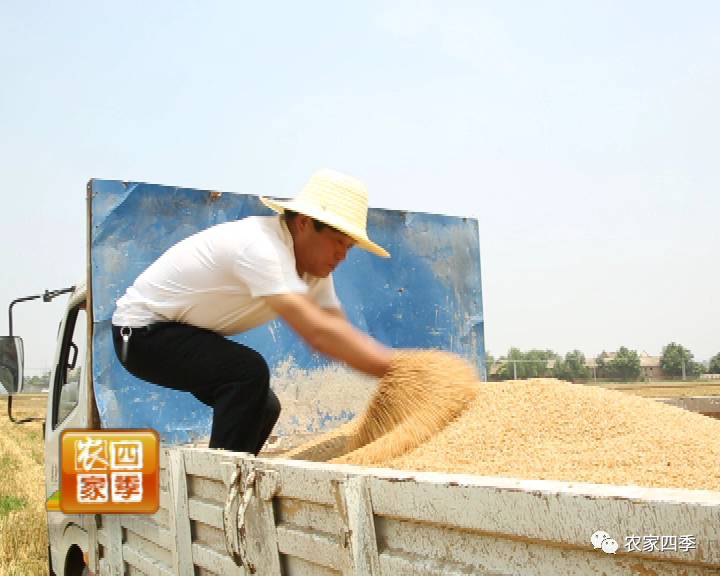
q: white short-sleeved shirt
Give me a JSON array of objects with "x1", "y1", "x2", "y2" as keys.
[{"x1": 112, "y1": 216, "x2": 341, "y2": 335}]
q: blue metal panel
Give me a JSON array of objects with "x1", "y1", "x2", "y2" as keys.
[{"x1": 90, "y1": 179, "x2": 485, "y2": 444}]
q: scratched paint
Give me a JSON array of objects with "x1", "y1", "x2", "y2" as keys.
[{"x1": 90, "y1": 179, "x2": 485, "y2": 444}]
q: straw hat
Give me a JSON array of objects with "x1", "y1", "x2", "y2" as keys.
[{"x1": 261, "y1": 169, "x2": 390, "y2": 258}]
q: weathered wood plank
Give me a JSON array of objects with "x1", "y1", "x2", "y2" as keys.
[
  {"x1": 275, "y1": 498, "x2": 341, "y2": 535},
  {"x1": 189, "y1": 496, "x2": 224, "y2": 530},
  {"x1": 276, "y1": 525, "x2": 344, "y2": 571},
  {"x1": 193, "y1": 522, "x2": 227, "y2": 554},
  {"x1": 191, "y1": 541, "x2": 246, "y2": 575},
  {"x1": 124, "y1": 530, "x2": 173, "y2": 570},
  {"x1": 148, "y1": 490, "x2": 170, "y2": 528},
  {"x1": 188, "y1": 474, "x2": 228, "y2": 503},
  {"x1": 182, "y1": 447, "x2": 245, "y2": 481},
  {"x1": 121, "y1": 515, "x2": 172, "y2": 550},
  {"x1": 264, "y1": 458, "x2": 349, "y2": 505},
  {"x1": 103, "y1": 515, "x2": 123, "y2": 575},
  {"x1": 243, "y1": 464, "x2": 282, "y2": 574},
  {"x1": 378, "y1": 552, "x2": 493, "y2": 576},
  {"x1": 167, "y1": 449, "x2": 194, "y2": 575},
  {"x1": 343, "y1": 476, "x2": 380, "y2": 575},
  {"x1": 375, "y1": 517, "x2": 717, "y2": 576},
  {"x1": 281, "y1": 554, "x2": 342, "y2": 576},
  {"x1": 122, "y1": 543, "x2": 174, "y2": 576},
  {"x1": 366, "y1": 475, "x2": 720, "y2": 565},
  {"x1": 86, "y1": 514, "x2": 100, "y2": 574}
]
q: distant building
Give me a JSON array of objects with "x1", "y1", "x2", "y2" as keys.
[
  {"x1": 586, "y1": 351, "x2": 666, "y2": 381},
  {"x1": 639, "y1": 353, "x2": 665, "y2": 380}
]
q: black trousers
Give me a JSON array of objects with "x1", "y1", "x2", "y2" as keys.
[{"x1": 112, "y1": 322, "x2": 281, "y2": 455}]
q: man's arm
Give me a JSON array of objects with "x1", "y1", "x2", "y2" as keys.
[
  {"x1": 323, "y1": 307, "x2": 346, "y2": 320},
  {"x1": 264, "y1": 293, "x2": 392, "y2": 378}
]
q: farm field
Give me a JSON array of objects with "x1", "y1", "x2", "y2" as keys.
[
  {"x1": 597, "y1": 380, "x2": 720, "y2": 397},
  {"x1": 0, "y1": 394, "x2": 48, "y2": 576}
]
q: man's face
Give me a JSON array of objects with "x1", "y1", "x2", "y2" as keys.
[{"x1": 293, "y1": 216, "x2": 355, "y2": 277}]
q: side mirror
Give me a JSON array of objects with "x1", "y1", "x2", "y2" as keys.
[{"x1": 0, "y1": 336, "x2": 24, "y2": 394}]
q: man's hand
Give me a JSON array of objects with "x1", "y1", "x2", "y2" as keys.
[{"x1": 263, "y1": 293, "x2": 392, "y2": 378}]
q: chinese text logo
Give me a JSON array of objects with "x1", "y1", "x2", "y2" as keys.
[{"x1": 59, "y1": 430, "x2": 159, "y2": 514}]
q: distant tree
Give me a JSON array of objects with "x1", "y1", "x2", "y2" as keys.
[
  {"x1": 661, "y1": 342, "x2": 703, "y2": 379},
  {"x1": 595, "y1": 351, "x2": 610, "y2": 379},
  {"x1": 612, "y1": 347, "x2": 642, "y2": 381},
  {"x1": 495, "y1": 348, "x2": 523, "y2": 380},
  {"x1": 23, "y1": 371, "x2": 51, "y2": 392},
  {"x1": 525, "y1": 349, "x2": 559, "y2": 378},
  {"x1": 710, "y1": 353, "x2": 720, "y2": 374},
  {"x1": 597, "y1": 347, "x2": 642, "y2": 381},
  {"x1": 554, "y1": 350, "x2": 590, "y2": 381},
  {"x1": 484, "y1": 352, "x2": 495, "y2": 379},
  {"x1": 485, "y1": 352, "x2": 495, "y2": 368},
  {"x1": 496, "y1": 348, "x2": 558, "y2": 380}
]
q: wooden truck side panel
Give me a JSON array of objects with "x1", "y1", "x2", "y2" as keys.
[{"x1": 89, "y1": 447, "x2": 720, "y2": 575}]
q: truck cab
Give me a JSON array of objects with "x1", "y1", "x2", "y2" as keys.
[{"x1": 44, "y1": 282, "x2": 98, "y2": 576}]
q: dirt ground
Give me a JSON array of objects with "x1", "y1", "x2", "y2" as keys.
[{"x1": 598, "y1": 381, "x2": 720, "y2": 398}]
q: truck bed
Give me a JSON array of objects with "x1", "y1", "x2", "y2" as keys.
[{"x1": 90, "y1": 446, "x2": 720, "y2": 576}]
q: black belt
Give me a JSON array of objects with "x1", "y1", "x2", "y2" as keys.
[{"x1": 113, "y1": 323, "x2": 161, "y2": 335}]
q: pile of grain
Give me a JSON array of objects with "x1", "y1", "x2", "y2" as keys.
[
  {"x1": 287, "y1": 350, "x2": 720, "y2": 490},
  {"x1": 387, "y1": 379, "x2": 720, "y2": 491}
]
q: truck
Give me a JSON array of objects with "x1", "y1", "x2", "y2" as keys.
[{"x1": 2, "y1": 179, "x2": 719, "y2": 575}]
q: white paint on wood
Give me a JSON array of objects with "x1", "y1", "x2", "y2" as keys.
[
  {"x1": 378, "y1": 552, "x2": 495, "y2": 575},
  {"x1": 183, "y1": 447, "x2": 245, "y2": 481},
  {"x1": 122, "y1": 543, "x2": 174, "y2": 576},
  {"x1": 281, "y1": 554, "x2": 342, "y2": 576},
  {"x1": 243, "y1": 464, "x2": 282, "y2": 574},
  {"x1": 263, "y1": 458, "x2": 348, "y2": 505},
  {"x1": 192, "y1": 541, "x2": 246, "y2": 575},
  {"x1": 375, "y1": 515, "x2": 716, "y2": 576},
  {"x1": 135, "y1": 445, "x2": 720, "y2": 575},
  {"x1": 121, "y1": 515, "x2": 172, "y2": 550},
  {"x1": 124, "y1": 529, "x2": 173, "y2": 570},
  {"x1": 188, "y1": 474, "x2": 228, "y2": 503},
  {"x1": 167, "y1": 449, "x2": 194, "y2": 575},
  {"x1": 104, "y1": 515, "x2": 123, "y2": 576},
  {"x1": 365, "y1": 476, "x2": 720, "y2": 565},
  {"x1": 189, "y1": 496, "x2": 224, "y2": 530},
  {"x1": 275, "y1": 498, "x2": 340, "y2": 534},
  {"x1": 343, "y1": 476, "x2": 380, "y2": 575},
  {"x1": 86, "y1": 514, "x2": 100, "y2": 574},
  {"x1": 276, "y1": 525, "x2": 344, "y2": 571}
]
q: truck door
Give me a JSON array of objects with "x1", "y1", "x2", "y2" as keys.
[{"x1": 45, "y1": 295, "x2": 90, "y2": 571}]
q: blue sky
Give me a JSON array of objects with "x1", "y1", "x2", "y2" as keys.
[{"x1": 1, "y1": 1, "x2": 718, "y2": 374}]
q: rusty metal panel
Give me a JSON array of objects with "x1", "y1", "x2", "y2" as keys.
[{"x1": 89, "y1": 179, "x2": 485, "y2": 444}]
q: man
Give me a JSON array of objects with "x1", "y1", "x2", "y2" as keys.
[{"x1": 111, "y1": 169, "x2": 394, "y2": 455}]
